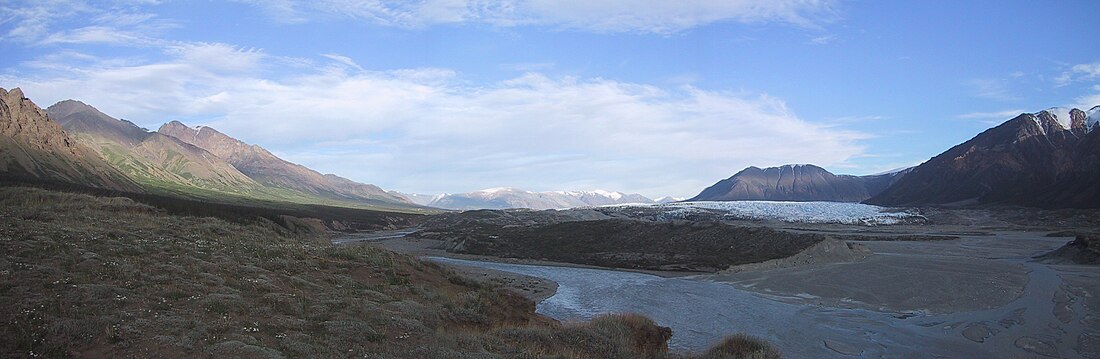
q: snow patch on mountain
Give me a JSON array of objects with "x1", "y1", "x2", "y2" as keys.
[
  {"x1": 479, "y1": 187, "x2": 526, "y2": 194},
  {"x1": 591, "y1": 190, "x2": 623, "y2": 200},
  {"x1": 1046, "y1": 107, "x2": 1073, "y2": 129},
  {"x1": 1088, "y1": 106, "x2": 1100, "y2": 130}
]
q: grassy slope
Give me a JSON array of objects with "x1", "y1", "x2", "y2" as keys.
[
  {"x1": 59, "y1": 130, "x2": 431, "y2": 215},
  {"x1": 0, "y1": 179, "x2": 427, "y2": 232},
  {"x1": 0, "y1": 136, "x2": 141, "y2": 194},
  {"x1": 0, "y1": 187, "x2": 778, "y2": 358},
  {"x1": 134, "y1": 167, "x2": 436, "y2": 214}
]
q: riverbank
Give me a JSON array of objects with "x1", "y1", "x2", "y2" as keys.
[
  {"x1": 340, "y1": 208, "x2": 1100, "y2": 358},
  {"x1": 419, "y1": 231, "x2": 1100, "y2": 358},
  {"x1": 349, "y1": 233, "x2": 708, "y2": 302}
]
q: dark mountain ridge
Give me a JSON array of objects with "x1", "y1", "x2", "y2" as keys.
[
  {"x1": 689, "y1": 164, "x2": 909, "y2": 202},
  {"x1": 866, "y1": 107, "x2": 1100, "y2": 208}
]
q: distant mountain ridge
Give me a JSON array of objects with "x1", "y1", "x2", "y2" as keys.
[
  {"x1": 47, "y1": 100, "x2": 262, "y2": 193},
  {"x1": 2, "y1": 88, "x2": 418, "y2": 211},
  {"x1": 390, "y1": 192, "x2": 444, "y2": 206},
  {"x1": 654, "y1": 196, "x2": 685, "y2": 204},
  {"x1": 690, "y1": 164, "x2": 909, "y2": 202},
  {"x1": 867, "y1": 106, "x2": 1100, "y2": 208},
  {"x1": 0, "y1": 88, "x2": 139, "y2": 191},
  {"x1": 428, "y1": 187, "x2": 654, "y2": 210},
  {"x1": 158, "y1": 121, "x2": 411, "y2": 206}
]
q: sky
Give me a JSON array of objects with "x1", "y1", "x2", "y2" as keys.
[{"x1": 1, "y1": 0, "x2": 1099, "y2": 198}]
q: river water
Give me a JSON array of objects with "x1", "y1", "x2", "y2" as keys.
[{"x1": 428, "y1": 246, "x2": 1095, "y2": 359}]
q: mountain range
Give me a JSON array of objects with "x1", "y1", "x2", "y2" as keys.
[
  {"x1": 48, "y1": 100, "x2": 262, "y2": 195},
  {"x1": 158, "y1": 120, "x2": 409, "y2": 206},
  {"x1": 3, "y1": 86, "x2": 1098, "y2": 210},
  {"x1": 426, "y1": 188, "x2": 655, "y2": 210},
  {"x1": 390, "y1": 192, "x2": 445, "y2": 206},
  {"x1": 689, "y1": 164, "x2": 910, "y2": 203},
  {"x1": 0, "y1": 88, "x2": 139, "y2": 192},
  {"x1": 2, "y1": 88, "x2": 418, "y2": 211},
  {"x1": 867, "y1": 107, "x2": 1100, "y2": 208}
]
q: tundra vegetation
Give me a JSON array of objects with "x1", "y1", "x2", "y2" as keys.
[{"x1": 0, "y1": 186, "x2": 777, "y2": 358}]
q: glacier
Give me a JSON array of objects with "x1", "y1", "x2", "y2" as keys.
[{"x1": 613, "y1": 201, "x2": 922, "y2": 225}]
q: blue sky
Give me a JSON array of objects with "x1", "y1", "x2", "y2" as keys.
[{"x1": 2, "y1": 0, "x2": 1099, "y2": 198}]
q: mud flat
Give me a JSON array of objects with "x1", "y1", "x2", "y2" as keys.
[{"x1": 704, "y1": 230, "x2": 1100, "y2": 358}]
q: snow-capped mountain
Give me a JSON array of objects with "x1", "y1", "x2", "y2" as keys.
[
  {"x1": 654, "y1": 196, "x2": 686, "y2": 204},
  {"x1": 867, "y1": 106, "x2": 1100, "y2": 208},
  {"x1": 390, "y1": 192, "x2": 446, "y2": 206},
  {"x1": 428, "y1": 187, "x2": 655, "y2": 210}
]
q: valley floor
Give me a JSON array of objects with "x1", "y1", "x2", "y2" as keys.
[
  {"x1": 3, "y1": 186, "x2": 782, "y2": 358},
  {"x1": 352, "y1": 211, "x2": 1100, "y2": 358}
]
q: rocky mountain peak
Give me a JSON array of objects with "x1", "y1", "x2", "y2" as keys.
[
  {"x1": 1, "y1": 87, "x2": 77, "y2": 155},
  {"x1": 867, "y1": 104, "x2": 1100, "y2": 208},
  {"x1": 6, "y1": 87, "x2": 24, "y2": 100},
  {"x1": 1022, "y1": 107, "x2": 1097, "y2": 141},
  {"x1": 1070, "y1": 108, "x2": 1088, "y2": 133},
  {"x1": 690, "y1": 163, "x2": 905, "y2": 202},
  {"x1": 46, "y1": 99, "x2": 94, "y2": 119},
  {"x1": 47, "y1": 99, "x2": 152, "y2": 145},
  {"x1": 1, "y1": 87, "x2": 139, "y2": 191}
]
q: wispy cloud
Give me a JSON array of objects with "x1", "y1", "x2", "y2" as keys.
[
  {"x1": 966, "y1": 78, "x2": 1018, "y2": 102},
  {"x1": 5, "y1": 47, "x2": 866, "y2": 196},
  {"x1": 231, "y1": 0, "x2": 308, "y2": 24},
  {"x1": 1076, "y1": 85, "x2": 1100, "y2": 110},
  {"x1": 1055, "y1": 61, "x2": 1100, "y2": 87},
  {"x1": 321, "y1": 53, "x2": 365, "y2": 72},
  {"x1": 0, "y1": 0, "x2": 175, "y2": 46},
  {"x1": 808, "y1": 34, "x2": 835, "y2": 45},
  {"x1": 956, "y1": 109, "x2": 1026, "y2": 120},
  {"x1": 240, "y1": 0, "x2": 842, "y2": 34},
  {"x1": 956, "y1": 109, "x2": 1026, "y2": 124}
]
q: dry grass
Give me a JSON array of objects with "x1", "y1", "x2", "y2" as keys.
[
  {"x1": 0, "y1": 186, "x2": 780, "y2": 358},
  {"x1": 696, "y1": 334, "x2": 781, "y2": 359}
]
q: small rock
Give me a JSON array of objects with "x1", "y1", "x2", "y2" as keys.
[
  {"x1": 962, "y1": 324, "x2": 991, "y2": 343},
  {"x1": 1014, "y1": 336, "x2": 1059, "y2": 358},
  {"x1": 823, "y1": 339, "x2": 862, "y2": 356}
]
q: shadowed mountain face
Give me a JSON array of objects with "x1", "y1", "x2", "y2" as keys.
[
  {"x1": 0, "y1": 88, "x2": 139, "y2": 191},
  {"x1": 866, "y1": 107, "x2": 1100, "y2": 208},
  {"x1": 158, "y1": 120, "x2": 411, "y2": 206},
  {"x1": 429, "y1": 188, "x2": 654, "y2": 210},
  {"x1": 689, "y1": 164, "x2": 908, "y2": 202},
  {"x1": 47, "y1": 100, "x2": 261, "y2": 192}
]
